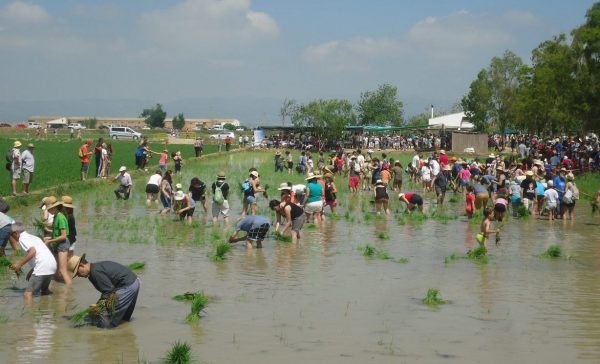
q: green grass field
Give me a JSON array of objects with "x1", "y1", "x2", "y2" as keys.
[{"x1": 0, "y1": 137, "x2": 229, "y2": 196}]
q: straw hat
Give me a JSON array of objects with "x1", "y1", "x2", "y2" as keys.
[
  {"x1": 488, "y1": 153, "x2": 495, "y2": 158},
  {"x1": 305, "y1": 172, "x2": 322, "y2": 181},
  {"x1": 444, "y1": 165, "x2": 451, "y2": 171},
  {"x1": 250, "y1": 171, "x2": 259, "y2": 178},
  {"x1": 119, "y1": 166, "x2": 127, "y2": 172},
  {"x1": 60, "y1": 196, "x2": 75, "y2": 208},
  {"x1": 174, "y1": 191, "x2": 186, "y2": 201},
  {"x1": 216, "y1": 171, "x2": 226, "y2": 179},
  {"x1": 439, "y1": 150, "x2": 446, "y2": 154},
  {"x1": 47, "y1": 200, "x2": 64, "y2": 210},
  {"x1": 566, "y1": 173, "x2": 575, "y2": 180},
  {"x1": 398, "y1": 193, "x2": 405, "y2": 199},
  {"x1": 27, "y1": 143, "x2": 34, "y2": 148},
  {"x1": 450, "y1": 156, "x2": 457, "y2": 162},
  {"x1": 375, "y1": 179, "x2": 383, "y2": 185},
  {"x1": 68, "y1": 254, "x2": 85, "y2": 278},
  {"x1": 277, "y1": 182, "x2": 291, "y2": 191},
  {"x1": 13, "y1": 141, "x2": 21, "y2": 148},
  {"x1": 525, "y1": 170, "x2": 534, "y2": 176},
  {"x1": 40, "y1": 196, "x2": 57, "y2": 209},
  {"x1": 175, "y1": 183, "x2": 183, "y2": 190},
  {"x1": 275, "y1": 151, "x2": 281, "y2": 155},
  {"x1": 533, "y1": 159, "x2": 543, "y2": 166}
]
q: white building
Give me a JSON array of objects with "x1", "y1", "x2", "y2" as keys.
[{"x1": 428, "y1": 112, "x2": 474, "y2": 130}]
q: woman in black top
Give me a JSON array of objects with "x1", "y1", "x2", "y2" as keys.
[
  {"x1": 269, "y1": 199, "x2": 305, "y2": 242},
  {"x1": 374, "y1": 180, "x2": 389, "y2": 215},
  {"x1": 188, "y1": 177, "x2": 208, "y2": 214}
]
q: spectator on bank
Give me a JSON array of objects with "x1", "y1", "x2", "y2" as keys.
[
  {"x1": 9, "y1": 141, "x2": 22, "y2": 196},
  {"x1": 193, "y1": 137, "x2": 203, "y2": 157},
  {"x1": 94, "y1": 138, "x2": 104, "y2": 178},
  {"x1": 20, "y1": 143, "x2": 35, "y2": 194},
  {"x1": 79, "y1": 140, "x2": 93, "y2": 181}
]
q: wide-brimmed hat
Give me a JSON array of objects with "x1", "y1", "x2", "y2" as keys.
[
  {"x1": 350, "y1": 155, "x2": 356, "y2": 159},
  {"x1": 60, "y1": 195, "x2": 75, "y2": 208},
  {"x1": 566, "y1": 173, "x2": 575, "y2": 180},
  {"x1": 163, "y1": 149, "x2": 168, "y2": 153},
  {"x1": 39, "y1": 196, "x2": 57, "y2": 209},
  {"x1": 305, "y1": 172, "x2": 322, "y2": 180},
  {"x1": 68, "y1": 254, "x2": 86, "y2": 278},
  {"x1": 525, "y1": 170, "x2": 534, "y2": 176},
  {"x1": 27, "y1": 143, "x2": 34, "y2": 148},
  {"x1": 174, "y1": 190, "x2": 186, "y2": 201},
  {"x1": 275, "y1": 151, "x2": 281, "y2": 155},
  {"x1": 250, "y1": 171, "x2": 259, "y2": 178},
  {"x1": 450, "y1": 156, "x2": 457, "y2": 161},
  {"x1": 559, "y1": 168, "x2": 567, "y2": 173},
  {"x1": 533, "y1": 159, "x2": 543, "y2": 166},
  {"x1": 398, "y1": 193, "x2": 405, "y2": 199},
  {"x1": 277, "y1": 182, "x2": 291, "y2": 191},
  {"x1": 13, "y1": 141, "x2": 21, "y2": 148},
  {"x1": 119, "y1": 166, "x2": 127, "y2": 172},
  {"x1": 85, "y1": 140, "x2": 93, "y2": 145},
  {"x1": 47, "y1": 200, "x2": 64, "y2": 210},
  {"x1": 175, "y1": 183, "x2": 183, "y2": 190},
  {"x1": 367, "y1": 149, "x2": 373, "y2": 154},
  {"x1": 216, "y1": 171, "x2": 226, "y2": 179},
  {"x1": 439, "y1": 150, "x2": 446, "y2": 154},
  {"x1": 488, "y1": 153, "x2": 496, "y2": 158},
  {"x1": 444, "y1": 165, "x2": 451, "y2": 171}
]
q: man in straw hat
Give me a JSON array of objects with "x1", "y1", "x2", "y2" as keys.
[
  {"x1": 9, "y1": 140, "x2": 22, "y2": 196},
  {"x1": 20, "y1": 143, "x2": 35, "y2": 194},
  {"x1": 68, "y1": 254, "x2": 140, "y2": 328},
  {"x1": 211, "y1": 171, "x2": 230, "y2": 223},
  {"x1": 9, "y1": 222, "x2": 56, "y2": 304},
  {"x1": 114, "y1": 166, "x2": 132, "y2": 200}
]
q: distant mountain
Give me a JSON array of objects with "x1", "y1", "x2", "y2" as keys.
[{"x1": 0, "y1": 95, "x2": 454, "y2": 126}]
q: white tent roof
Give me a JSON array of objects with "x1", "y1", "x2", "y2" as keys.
[
  {"x1": 47, "y1": 117, "x2": 68, "y2": 125},
  {"x1": 428, "y1": 112, "x2": 474, "y2": 130}
]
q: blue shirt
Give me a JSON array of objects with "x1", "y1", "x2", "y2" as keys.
[
  {"x1": 553, "y1": 175, "x2": 565, "y2": 197},
  {"x1": 535, "y1": 181, "x2": 545, "y2": 196},
  {"x1": 236, "y1": 215, "x2": 270, "y2": 232}
]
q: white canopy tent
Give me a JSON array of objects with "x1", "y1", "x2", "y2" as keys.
[
  {"x1": 428, "y1": 112, "x2": 474, "y2": 130},
  {"x1": 46, "y1": 117, "x2": 69, "y2": 127}
]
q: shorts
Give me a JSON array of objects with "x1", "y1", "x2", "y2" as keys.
[
  {"x1": 349, "y1": 176, "x2": 359, "y2": 188},
  {"x1": 53, "y1": 238, "x2": 70, "y2": 253},
  {"x1": 81, "y1": 163, "x2": 89, "y2": 173},
  {"x1": 69, "y1": 241, "x2": 77, "y2": 252},
  {"x1": 244, "y1": 195, "x2": 257, "y2": 205},
  {"x1": 459, "y1": 179, "x2": 470, "y2": 186},
  {"x1": 435, "y1": 185, "x2": 446, "y2": 195},
  {"x1": 563, "y1": 200, "x2": 576, "y2": 208},
  {"x1": 291, "y1": 214, "x2": 305, "y2": 232},
  {"x1": 494, "y1": 203, "x2": 506, "y2": 213},
  {"x1": 212, "y1": 200, "x2": 230, "y2": 218},
  {"x1": 11, "y1": 169, "x2": 21, "y2": 180},
  {"x1": 409, "y1": 194, "x2": 423, "y2": 206},
  {"x1": 305, "y1": 200, "x2": 323, "y2": 214},
  {"x1": 287, "y1": 161, "x2": 293, "y2": 169},
  {"x1": 23, "y1": 170, "x2": 33, "y2": 184},
  {"x1": 160, "y1": 194, "x2": 172, "y2": 209},
  {"x1": 476, "y1": 233, "x2": 487, "y2": 245},
  {"x1": 475, "y1": 193, "x2": 489, "y2": 209},
  {"x1": 247, "y1": 223, "x2": 270, "y2": 241},
  {"x1": 510, "y1": 195, "x2": 521, "y2": 207},
  {"x1": 325, "y1": 200, "x2": 338, "y2": 207},
  {"x1": 180, "y1": 208, "x2": 195, "y2": 219},
  {"x1": 145, "y1": 184, "x2": 159, "y2": 194},
  {"x1": 393, "y1": 179, "x2": 402, "y2": 188},
  {"x1": 25, "y1": 274, "x2": 53, "y2": 294}
]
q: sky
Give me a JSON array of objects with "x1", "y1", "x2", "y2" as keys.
[{"x1": 0, "y1": 0, "x2": 597, "y2": 123}]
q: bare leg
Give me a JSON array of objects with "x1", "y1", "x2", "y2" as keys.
[{"x1": 57, "y1": 251, "x2": 72, "y2": 285}]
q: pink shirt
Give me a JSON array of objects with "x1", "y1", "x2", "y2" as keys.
[
  {"x1": 159, "y1": 153, "x2": 168, "y2": 165},
  {"x1": 494, "y1": 198, "x2": 508, "y2": 206},
  {"x1": 458, "y1": 169, "x2": 471, "y2": 181}
]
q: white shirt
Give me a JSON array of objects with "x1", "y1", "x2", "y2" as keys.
[
  {"x1": 412, "y1": 155, "x2": 420, "y2": 168},
  {"x1": 21, "y1": 149, "x2": 35, "y2": 172},
  {"x1": 544, "y1": 188, "x2": 559, "y2": 207},
  {"x1": 429, "y1": 159, "x2": 440, "y2": 176},
  {"x1": 18, "y1": 231, "x2": 57, "y2": 276},
  {"x1": 420, "y1": 166, "x2": 431, "y2": 181},
  {"x1": 147, "y1": 173, "x2": 162, "y2": 186},
  {"x1": 356, "y1": 154, "x2": 365, "y2": 168},
  {"x1": 115, "y1": 172, "x2": 132, "y2": 186}
]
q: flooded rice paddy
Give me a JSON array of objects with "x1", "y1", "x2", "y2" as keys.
[{"x1": 1, "y1": 152, "x2": 599, "y2": 363}]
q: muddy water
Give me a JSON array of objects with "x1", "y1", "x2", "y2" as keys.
[{"x1": 1, "y1": 153, "x2": 599, "y2": 363}]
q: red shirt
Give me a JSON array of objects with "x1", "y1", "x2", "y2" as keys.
[
  {"x1": 404, "y1": 192, "x2": 414, "y2": 201},
  {"x1": 80, "y1": 145, "x2": 90, "y2": 163},
  {"x1": 439, "y1": 154, "x2": 449, "y2": 167},
  {"x1": 466, "y1": 192, "x2": 475, "y2": 214}
]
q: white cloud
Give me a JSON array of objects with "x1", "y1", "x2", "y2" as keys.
[
  {"x1": 303, "y1": 10, "x2": 538, "y2": 71},
  {"x1": 0, "y1": 1, "x2": 50, "y2": 24},
  {"x1": 139, "y1": 0, "x2": 279, "y2": 53}
]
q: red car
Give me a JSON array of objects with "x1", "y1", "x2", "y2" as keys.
[{"x1": 15, "y1": 124, "x2": 27, "y2": 129}]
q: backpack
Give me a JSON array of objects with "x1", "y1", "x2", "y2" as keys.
[
  {"x1": 213, "y1": 183, "x2": 225, "y2": 204},
  {"x1": 241, "y1": 179, "x2": 251, "y2": 193},
  {"x1": 571, "y1": 183, "x2": 579, "y2": 200},
  {"x1": 5, "y1": 149, "x2": 13, "y2": 171}
]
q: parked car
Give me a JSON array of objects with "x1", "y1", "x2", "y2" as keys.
[
  {"x1": 15, "y1": 124, "x2": 27, "y2": 129},
  {"x1": 235, "y1": 128, "x2": 245, "y2": 131},
  {"x1": 109, "y1": 126, "x2": 142, "y2": 140},
  {"x1": 209, "y1": 132, "x2": 235, "y2": 140},
  {"x1": 67, "y1": 123, "x2": 86, "y2": 130},
  {"x1": 141, "y1": 126, "x2": 151, "y2": 130},
  {"x1": 27, "y1": 122, "x2": 41, "y2": 129}
]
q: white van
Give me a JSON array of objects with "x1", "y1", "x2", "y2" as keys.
[{"x1": 109, "y1": 126, "x2": 142, "y2": 140}]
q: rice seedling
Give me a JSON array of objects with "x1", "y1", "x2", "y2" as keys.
[
  {"x1": 164, "y1": 341, "x2": 192, "y2": 364},
  {"x1": 376, "y1": 249, "x2": 393, "y2": 260},
  {"x1": 448, "y1": 196, "x2": 459, "y2": 203},
  {"x1": 362, "y1": 244, "x2": 376, "y2": 257},
  {"x1": 466, "y1": 246, "x2": 487, "y2": 259},
  {"x1": 0, "y1": 256, "x2": 12, "y2": 268},
  {"x1": 70, "y1": 308, "x2": 92, "y2": 327},
  {"x1": 444, "y1": 253, "x2": 460, "y2": 264},
  {"x1": 127, "y1": 261, "x2": 146, "y2": 271},
  {"x1": 395, "y1": 257, "x2": 409, "y2": 264},
  {"x1": 32, "y1": 218, "x2": 48, "y2": 236},
  {"x1": 363, "y1": 212, "x2": 373, "y2": 222},
  {"x1": 71, "y1": 292, "x2": 117, "y2": 327},
  {"x1": 274, "y1": 231, "x2": 292, "y2": 243},
  {"x1": 262, "y1": 183, "x2": 270, "y2": 199},
  {"x1": 186, "y1": 293, "x2": 209, "y2": 323},
  {"x1": 361, "y1": 244, "x2": 393, "y2": 260},
  {"x1": 541, "y1": 245, "x2": 562, "y2": 258},
  {"x1": 377, "y1": 232, "x2": 390, "y2": 240},
  {"x1": 306, "y1": 223, "x2": 316, "y2": 229},
  {"x1": 430, "y1": 211, "x2": 457, "y2": 223},
  {"x1": 515, "y1": 205, "x2": 530, "y2": 218},
  {"x1": 211, "y1": 241, "x2": 231, "y2": 261},
  {"x1": 343, "y1": 210, "x2": 350, "y2": 220},
  {"x1": 173, "y1": 292, "x2": 199, "y2": 301},
  {"x1": 422, "y1": 288, "x2": 447, "y2": 306},
  {"x1": 0, "y1": 315, "x2": 8, "y2": 324}
]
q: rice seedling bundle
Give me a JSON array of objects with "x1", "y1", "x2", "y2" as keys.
[
  {"x1": 211, "y1": 242, "x2": 231, "y2": 261},
  {"x1": 422, "y1": 288, "x2": 447, "y2": 305},
  {"x1": 362, "y1": 244, "x2": 376, "y2": 257},
  {"x1": 186, "y1": 293, "x2": 209, "y2": 323},
  {"x1": 395, "y1": 257, "x2": 409, "y2": 264},
  {"x1": 127, "y1": 261, "x2": 146, "y2": 270},
  {"x1": 377, "y1": 232, "x2": 390, "y2": 240},
  {"x1": 0, "y1": 256, "x2": 12, "y2": 268},
  {"x1": 274, "y1": 232, "x2": 292, "y2": 242},
  {"x1": 32, "y1": 218, "x2": 48, "y2": 236},
  {"x1": 448, "y1": 196, "x2": 459, "y2": 203},
  {"x1": 164, "y1": 341, "x2": 192, "y2": 364},
  {"x1": 466, "y1": 246, "x2": 487, "y2": 259},
  {"x1": 541, "y1": 245, "x2": 562, "y2": 258},
  {"x1": 444, "y1": 253, "x2": 460, "y2": 264},
  {"x1": 173, "y1": 292, "x2": 199, "y2": 301},
  {"x1": 306, "y1": 223, "x2": 316, "y2": 229},
  {"x1": 71, "y1": 292, "x2": 117, "y2": 327}
]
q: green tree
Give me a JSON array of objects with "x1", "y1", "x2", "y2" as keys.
[
  {"x1": 405, "y1": 113, "x2": 429, "y2": 128},
  {"x1": 280, "y1": 98, "x2": 297, "y2": 126},
  {"x1": 172, "y1": 113, "x2": 186, "y2": 130},
  {"x1": 140, "y1": 104, "x2": 167, "y2": 129},
  {"x1": 571, "y1": 2, "x2": 600, "y2": 132},
  {"x1": 223, "y1": 123, "x2": 237, "y2": 131},
  {"x1": 462, "y1": 69, "x2": 493, "y2": 132},
  {"x1": 80, "y1": 117, "x2": 97, "y2": 129},
  {"x1": 356, "y1": 84, "x2": 404, "y2": 126},
  {"x1": 291, "y1": 99, "x2": 356, "y2": 143}
]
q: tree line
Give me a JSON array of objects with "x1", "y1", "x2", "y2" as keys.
[{"x1": 462, "y1": 2, "x2": 600, "y2": 135}]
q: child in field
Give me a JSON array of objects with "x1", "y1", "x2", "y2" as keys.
[
  {"x1": 476, "y1": 207, "x2": 496, "y2": 252},
  {"x1": 465, "y1": 185, "x2": 475, "y2": 218}
]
